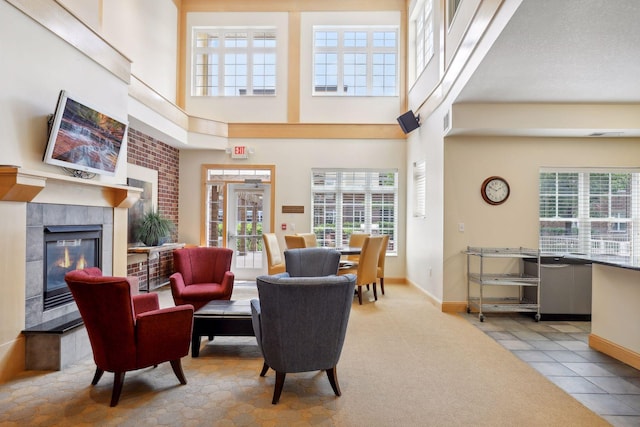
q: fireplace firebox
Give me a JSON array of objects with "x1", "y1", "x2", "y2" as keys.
[{"x1": 43, "y1": 225, "x2": 102, "y2": 310}]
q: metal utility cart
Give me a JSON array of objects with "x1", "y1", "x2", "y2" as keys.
[{"x1": 466, "y1": 246, "x2": 541, "y2": 322}]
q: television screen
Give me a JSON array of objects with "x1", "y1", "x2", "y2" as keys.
[{"x1": 43, "y1": 90, "x2": 127, "y2": 177}]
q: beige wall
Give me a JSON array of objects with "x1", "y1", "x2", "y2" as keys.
[
  {"x1": 592, "y1": 264, "x2": 640, "y2": 359},
  {"x1": 103, "y1": 0, "x2": 179, "y2": 103},
  {"x1": 178, "y1": 137, "x2": 407, "y2": 281},
  {"x1": 442, "y1": 136, "x2": 640, "y2": 304}
]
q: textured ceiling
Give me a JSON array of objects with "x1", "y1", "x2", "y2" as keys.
[{"x1": 455, "y1": 0, "x2": 640, "y2": 104}]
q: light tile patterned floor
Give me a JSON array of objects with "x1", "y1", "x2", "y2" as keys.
[{"x1": 462, "y1": 312, "x2": 640, "y2": 427}]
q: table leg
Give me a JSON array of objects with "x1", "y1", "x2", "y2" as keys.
[{"x1": 191, "y1": 332, "x2": 201, "y2": 357}]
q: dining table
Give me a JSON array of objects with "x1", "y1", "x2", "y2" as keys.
[{"x1": 336, "y1": 246, "x2": 362, "y2": 255}]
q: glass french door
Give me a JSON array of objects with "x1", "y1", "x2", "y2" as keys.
[{"x1": 226, "y1": 183, "x2": 271, "y2": 279}]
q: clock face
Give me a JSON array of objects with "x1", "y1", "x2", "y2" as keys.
[{"x1": 481, "y1": 176, "x2": 510, "y2": 205}]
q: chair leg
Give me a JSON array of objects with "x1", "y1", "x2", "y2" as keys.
[
  {"x1": 357, "y1": 286, "x2": 363, "y2": 305},
  {"x1": 380, "y1": 277, "x2": 385, "y2": 295},
  {"x1": 260, "y1": 362, "x2": 269, "y2": 377},
  {"x1": 373, "y1": 283, "x2": 378, "y2": 301},
  {"x1": 110, "y1": 372, "x2": 125, "y2": 407},
  {"x1": 272, "y1": 371, "x2": 286, "y2": 404},
  {"x1": 170, "y1": 359, "x2": 188, "y2": 385},
  {"x1": 91, "y1": 367, "x2": 104, "y2": 385},
  {"x1": 326, "y1": 367, "x2": 341, "y2": 396}
]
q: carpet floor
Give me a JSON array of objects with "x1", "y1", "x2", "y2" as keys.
[{"x1": 0, "y1": 282, "x2": 608, "y2": 426}]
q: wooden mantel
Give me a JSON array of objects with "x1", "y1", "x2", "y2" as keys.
[{"x1": 0, "y1": 166, "x2": 141, "y2": 208}]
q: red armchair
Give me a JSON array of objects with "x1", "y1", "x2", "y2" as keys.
[
  {"x1": 170, "y1": 247, "x2": 235, "y2": 310},
  {"x1": 65, "y1": 267, "x2": 194, "y2": 407}
]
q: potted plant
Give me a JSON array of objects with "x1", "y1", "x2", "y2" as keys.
[{"x1": 134, "y1": 210, "x2": 174, "y2": 247}]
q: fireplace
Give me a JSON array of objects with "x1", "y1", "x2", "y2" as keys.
[
  {"x1": 25, "y1": 203, "x2": 114, "y2": 329},
  {"x1": 43, "y1": 225, "x2": 102, "y2": 310}
]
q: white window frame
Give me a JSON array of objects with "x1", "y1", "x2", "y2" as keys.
[
  {"x1": 539, "y1": 167, "x2": 640, "y2": 261},
  {"x1": 311, "y1": 168, "x2": 398, "y2": 255},
  {"x1": 414, "y1": 0, "x2": 435, "y2": 77},
  {"x1": 312, "y1": 26, "x2": 399, "y2": 97},
  {"x1": 192, "y1": 27, "x2": 277, "y2": 97}
]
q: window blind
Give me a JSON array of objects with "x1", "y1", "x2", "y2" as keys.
[
  {"x1": 413, "y1": 160, "x2": 426, "y2": 218},
  {"x1": 311, "y1": 168, "x2": 398, "y2": 254},
  {"x1": 539, "y1": 168, "x2": 640, "y2": 259}
]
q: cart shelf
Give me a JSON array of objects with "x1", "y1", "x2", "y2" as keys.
[{"x1": 466, "y1": 247, "x2": 541, "y2": 322}]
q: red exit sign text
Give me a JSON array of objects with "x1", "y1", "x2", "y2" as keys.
[{"x1": 231, "y1": 145, "x2": 249, "y2": 159}]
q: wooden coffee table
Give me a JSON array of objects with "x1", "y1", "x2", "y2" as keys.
[{"x1": 191, "y1": 300, "x2": 255, "y2": 357}]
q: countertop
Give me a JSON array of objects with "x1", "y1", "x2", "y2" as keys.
[{"x1": 526, "y1": 253, "x2": 640, "y2": 271}]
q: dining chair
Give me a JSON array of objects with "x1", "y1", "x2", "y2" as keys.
[
  {"x1": 339, "y1": 235, "x2": 384, "y2": 304},
  {"x1": 345, "y1": 233, "x2": 369, "y2": 264},
  {"x1": 296, "y1": 232, "x2": 318, "y2": 247},
  {"x1": 284, "y1": 234, "x2": 306, "y2": 249},
  {"x1": 377, "y1": 234, "x2": 390, "y2": 295},
  {"x1": 262, "y1": 233, "x2": 286, "y2": 275}
]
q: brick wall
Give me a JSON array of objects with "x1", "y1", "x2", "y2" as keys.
[{"x1": 126, "y1": 128, "x2": 180, "y2": 289}]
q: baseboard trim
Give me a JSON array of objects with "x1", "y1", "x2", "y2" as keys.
[
  {"x1": 589, "y1": 333, "x2": 640, "y2": 370},
  {"x1": 442, "y1": 301, "x2": 467, "y2": 313}
]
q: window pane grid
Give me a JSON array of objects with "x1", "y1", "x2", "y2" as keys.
[
  {"x1": 313, "y1": 26, "x2": 398, "y2": 96},
  {"x1": 192, "y1": 28, "x2": 276, "y2": 97},
  {"x1": 414, "y1": 0, "x2": 434, "y2": 76},
  {"x1": 312, "y1": 169, "x2": 398, "y2": 253},
  {"x1": 540, "y1": 169, "x2": 640, "y2": 260}
]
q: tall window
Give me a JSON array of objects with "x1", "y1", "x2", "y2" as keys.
[
  {"x1": 415, "y1": 0, "x2": 434, "y2": 76},
  {"x1": 539, "y1": 168, "x2": 640, "y2": 260},
  {"x1": 313, "y1": 26, "x2": 398, "y2": 96},
  {"x1": 311, "y1": 169, "x2": 398, "y2": 255},
  {"x1": 448, "y1": 0, "x2": 462, "y2": 24},
  {"x1": 192, "y1": 28, "x2": 276, "y2": 96}
]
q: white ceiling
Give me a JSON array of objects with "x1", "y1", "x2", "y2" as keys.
[{"x1": 452, "y1": 0, "x2": 640, "y2": 137}]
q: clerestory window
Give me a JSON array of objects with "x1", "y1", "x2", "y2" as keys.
[
  {"x1": 414, "y1": 0, "x2": 435, "y2": 76},
  {"x1": 313, "y1": 26, "x2": 399, "y2": 96},
  {"x1": 192, "y1": 28, "x2": 276, "y2": 97}
]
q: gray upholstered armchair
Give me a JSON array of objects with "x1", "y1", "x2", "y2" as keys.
[
  {"x1": 250, "y1": 273, "x2": 356, "y2": 404},
  {"x1": 283, "y1": 247, "x2": 341, "y2": 277}
]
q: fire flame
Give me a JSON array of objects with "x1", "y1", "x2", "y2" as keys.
[
  {"x1": 76, "y1": 254, "x2": 87, "y2": 270},
  {"x1": 55, "y1": 248, "x2": 89, "y2": 270},
  {"x1": 57, "y1": 248, "x2": 72, "y2": 268}
]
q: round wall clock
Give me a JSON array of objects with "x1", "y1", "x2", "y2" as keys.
[{"x1": 481, "y1": 176, "x2": 510, "y2": 205}]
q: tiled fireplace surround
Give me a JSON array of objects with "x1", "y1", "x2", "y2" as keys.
[
  {"x1": 25, "y1": 203, "x2": 114, "y2": 328},
  {"x1": 23, "y1": 202, "x2": 115, "y2": 370}
]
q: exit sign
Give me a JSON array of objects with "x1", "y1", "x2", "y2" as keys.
[{"x1": 231, "y1": 145, "x2": 249, "y2": 159}]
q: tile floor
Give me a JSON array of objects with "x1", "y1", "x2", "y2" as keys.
[{"x1": 462, "y1": 312, "x2": 640, "y2": 427}]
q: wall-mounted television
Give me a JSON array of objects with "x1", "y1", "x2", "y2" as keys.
[{"x1": 43, "y1": 90, "x2": 128, "y2": 177}]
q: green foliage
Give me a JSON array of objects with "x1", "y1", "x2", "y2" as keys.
[{"x1": 134, "y1": 210, "x2": 174, "y2": 246}]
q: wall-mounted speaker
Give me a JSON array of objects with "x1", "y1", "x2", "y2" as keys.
[{"x1": 397, "y1": 110, "x2": 420, "y2": 134}]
